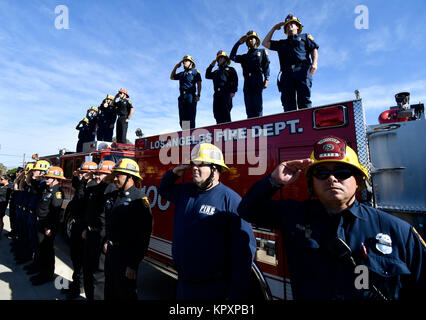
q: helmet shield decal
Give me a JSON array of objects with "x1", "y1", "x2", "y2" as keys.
[{"x1": 314, "y1": 137, "x2": 346, "y2": 161}]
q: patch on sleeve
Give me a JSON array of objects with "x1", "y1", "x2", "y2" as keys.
[
  {"x1": 413, "y1": 227, "x2": 426, "y2": 248},
  {"x1": 142, "y1": 196, "x2": 150, "y2": 208},
  {"x1": 55, "y1": 192, "x2": 62, "y2": 200},
  {"x1": 128, "y1": 100, "x2": 132, "y2": 104},
  {"x1": 264, "y1": 49, "x2": 268, "y2": 56},
  {"x1": 307, "y1": 34, "x2": 314, "y2": 41}
]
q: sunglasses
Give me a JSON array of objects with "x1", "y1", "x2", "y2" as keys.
[
  {"x1": 191, "y1": 161, "x2": 210, "y2": 167},
  {"x1": 312, "y1": 167, "x2": 354, "y2": 180}
]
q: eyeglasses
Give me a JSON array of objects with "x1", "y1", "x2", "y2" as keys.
[{"x1": 312, "y1": 167, "x2": 354, "y2": 180}]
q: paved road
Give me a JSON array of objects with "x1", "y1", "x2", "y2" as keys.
[{"x1": 0, "y1": 210, "x2": 176, "y2": 300}]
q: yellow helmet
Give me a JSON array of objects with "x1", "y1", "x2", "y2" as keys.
[
  {"x1": 44, "y1": 166, "x2": 65, "y2": 180},
  {"x1": 105, "y1": 94, "x2": 114, "y2": 101},
  {"x1": 112, "y1": 158, "x2": 142, "y2": 180},
  {"x1": 283, "y1": 14, "x2": 303, "y2": 34},
  {"x1": 82, "y1": 117, "x2": 89, "y2": 124},
  {"x1": 181, "y1": 55, "x2": 196, "y2": 68},
  {"x1": 306, "y1": 136, "x2": 369, "y2": 186},
  {"x1": 245, "y1": 30, "x2": 261, "y2": 48},
  {"x1": 33, "y1": 160, "x2": 51, "y2": 172},
  {"x1": 24, "y1": 162, "x2": 36, "y2": 175},
  {"x1": 216, "y1": 50, "x2": 231, "y2": 65},
  {"x1": 88, "y1": 106, "x2": 98, "y2": 113},
  {"x1": 190, "y1": 143, "x2": 229, "y2": 172}
]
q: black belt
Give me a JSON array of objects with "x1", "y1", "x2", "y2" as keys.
[
  {"x1": 244, "y1": 71, "x2": 262, "y2": 77},
  {"x1": 180, "y1": 90, "x2": 195, "y2": 95},
  {"x1": 87, "y1": 226, "x2": 100, "y2": 232},
  {"x1": 282, "y1": 61, "x2": 310, "y2": 71}
]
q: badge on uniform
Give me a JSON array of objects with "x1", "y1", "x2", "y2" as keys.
[
  {"x1": 56, "y1": 192, "x2": 62, "y2": 199},
  {"x1": 257, "y1": 52, "x2": 261, "y2": 57},
  {"x1": 142, "y1": 196, "x2": 150, "y2": 208},
  {"x1": 307, "y1": 34, "x2": 314, "y2": 41},
  {"x1": 375, "y1": 233, "x2": 392, "y2": 254}
]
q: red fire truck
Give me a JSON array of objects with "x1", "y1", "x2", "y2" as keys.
[{"x1": 134, "y1": 96, "x2": 426, "y2": 300}]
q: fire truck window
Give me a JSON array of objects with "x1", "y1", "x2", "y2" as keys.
[
  {"x1": 63, "y1": 159, "x2": 73, "y2": 179},
  {"x1": 102, "y1": 154, "x2": 131, "y2": 164},
  {"x1": 75, "y1": 158, "x2": 82, "y2": 171},
  {"x1": 92, "y1": 155, "x2": 101, "y2": 164}
]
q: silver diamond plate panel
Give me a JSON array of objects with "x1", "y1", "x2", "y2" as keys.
[{"x1": 353, "y1": 100, "x2": 370, "y2": 172}]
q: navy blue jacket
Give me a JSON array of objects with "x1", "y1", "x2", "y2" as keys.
[
  {"x1": 270, "y1": 33, "x2": 319, "y2": 70},
  {"x1": 159, "y1": 170, "x2": 255, "y2": 299},
  {"x1": 230, "y1": 42, "x2": 270, "y2": 80},
  {"x1": 205, "y1": 64, "x2": 238, "y2": 94},
  {"x1": 238, "y1": 175, "x2": 425, "y2": 300},
  {"x1": 174, "y1": 68, "x2": 202, "y2": 95}
]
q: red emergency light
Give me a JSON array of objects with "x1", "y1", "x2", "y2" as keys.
[{"x1": 313, "y1": 105, "x2": 347, "y2": 129}]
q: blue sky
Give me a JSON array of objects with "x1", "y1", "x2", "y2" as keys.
[{"x1": 0, "y1": 0, "x2": 425, "y2": 168}]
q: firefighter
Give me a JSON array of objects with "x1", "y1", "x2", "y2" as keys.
[
  {"x1": 81, "y1": 160, "x2": 116, "y2": 300},
  {"x1": 263, "y1": 14, "x2": 319, "y2": 112},
  {"x1": 170, "y1": 55, "x2": 202, "y2": 129},
  {"x1": 159, "y1": 143, "x2": 256, "y2": 300},
  {"x1": 205, "y1": 51, "x2": 238, "y2": 124},
  {"x1": 61, "y1": 161, "x2": 97, "y2": 299},
  {"x1": 86, "y1": 106, "x2": 98, "y2": 141},
  {"x1": 114, "y1": 89, "x2": 134, "y2": 144},
  {"x1": 230, "y1": 30, "x2": 270, "y2": 118},
  {"x1": 23, "y1": 159, "x2": 51, "y2": 276},
  {"x1": 11, "y1": 164, "x2": 34, "y2": 260},
  {"x1": 97, "y1": 95, "x2": 117, "y2": 142},
  {"x1": 103, "y1": 158, "x2": 152, "y2": 300},
  {"x1": 238, "y1": 136, "x2": 426, "y2": 300},
  {"x1": 29, "y1": 166, "x2": 64, "y2": 286},
  {"x1": 5, "y1": 167, "x2": 23, "y2": 240},
  {"x1": 75, "y1": 118, "x2": 91, "y2": 152},
  {"x1": 0, "y1": 175, "x2": 13, "y2": 239}
]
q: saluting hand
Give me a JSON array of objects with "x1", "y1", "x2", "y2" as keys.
[
  {"x1": 210, "y1": 59, "x2": 217, "y2": 67},
  {"x1": 238, "y1": 35, "x2": 247, "y2": 44},
  {"x1": 274, "y1": 22, "x2": 286, "y2": 30},
  {"x1": 271, "y1": 159, "x2": 314, "y2": 186},
  {"x1": 173, "y1": 165, "x2": 189, "y2": 177}
]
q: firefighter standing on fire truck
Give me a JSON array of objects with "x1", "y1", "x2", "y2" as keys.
[
  {"x1": 97, "y1": 95, "x2": 117, "y2": 142},
  {"x1": 103, "y1": 158, "x2": 152, "y2": 300},
  {"x1": 170, "y1": 55, "x2": 202, "y2": 129},
  {"x1": 238, "y1": 136, "x2": 425, "y2": 300},
  {"x1": 205, "y1": 51, "x2": 238, "y2": 124},
  {"x1": 159, "y1": 143, "x2": 256, "y2": 300},
  {"x1": 263, "y1": 14, "x2": 319, "y2": 112},
  {"x1": 114, "y1": 89, "x2": 134, "y2": 144},
  {"x1": 230, "y1": 30, "x2": 270, "y2": 118},
  {"x1": 81, "y1": 160, "x2": 116, "y2": 300}
]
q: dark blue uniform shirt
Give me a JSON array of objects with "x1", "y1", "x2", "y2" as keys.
[
  {"x1": 205, "y1": 64, "x2": 238, "y2": 93},
  {"x1": 270, "y1": 33, "x2": 319, "y2": 70},
  {"x1": 174, "y1": 68, "x2": 202, "y2": 95},
  {"x1": 159, "y1": 170, "x2": 255, "y2": 300},
  {"x1": 238, "y1": 175, "x2": 425, "y2": 300},
  {"x1": 230, "y1": 44, "x2": 270, "y2": 79}
]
